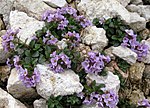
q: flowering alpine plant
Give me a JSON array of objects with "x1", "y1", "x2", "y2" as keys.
[
  {"x1": 49, "y1": 51, "x2": 71, "y2": 73},
  {"x1": 121, "y1": 29, "x2": 149, "y2": 61},
  {"x1": 78, "y1": 90, "x2": 119, "y2": 108},
  {"x1": 42, "y1": 5, "x2": 92, "y2": 30},
  {"x1": 1, "y1": 29, "x2": 19, "y2": 52},
  {"x1": 82, "y1": 51, "x2": 111, "y2": 74},
  {"x1": 138, "y1": 99, "x2": 150, "y2": 107}
]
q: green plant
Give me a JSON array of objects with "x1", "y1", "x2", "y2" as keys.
[
  {"x1": 93, "y1": 17, "x2": 129, "y2": 46},
  {"x1": 47, "y1": 94, "x2": 81, "y2": 108}
]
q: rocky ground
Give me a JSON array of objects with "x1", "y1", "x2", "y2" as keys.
[{"x1": 0, "y1": 0, "x2": 150, "y2": 108}]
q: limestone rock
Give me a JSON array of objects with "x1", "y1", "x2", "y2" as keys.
[
  {"x1": 143, "y1": 65, "x2": 150, "y2": 96},
  {"x1": 33, "y1": 98, "x2": 48, "y2": 108},
  {"x1": 36, "y1": 64, "x2": 83, "y2": 100},
  {"x1": 127, "y1": 5, "x2": 150, "y2": 21},
  {"x1": 112, "y1": 46, "x2": 137, "y2": 64},
  {"x1": 117, "y1": 0, "x2": 131, "y2": 7},
  {"x1": 104, "y1": 47, "x2": 116, "y2": 60},
  {"x1": 129, "y1": 62, "x2": 145, "y2": 82},
  {"x1": 0, "y1": 65, "x2": 10, "y2": 82},
  {"x1": 130, "y1": 0, "x2": 143, "y2": 5},
  {"x1": 9, "y1": 10, "x2": 45, "y2": 44},
  {"x1": 129, "y1": 89, "x2": 145, "y2": 105},
  {"x1": 12, "y1": 0, "x2": 55, "y2": 20},
  {"x1": 0, "y1": 30, "x2": 6, "y2": 37},
  {"x1": 86, "y1": 72, "x2": 120, "y2": 94},
  {"x1": 0, "y1": 37, "x2": 11, "y2": 63},
  {"x1": 0, "y1": 0, "x2": 13, "y2": 25},
  {"x1": 77, "y1": 0, "x2": 146, "y2": 31},
  {"x1": 141, "y1": 39, "x2": 150, "y2": 64},
  {"x1": 7, "y1": 68, "x2": 39, "y2": 99},
  {"x1": 81, "y1": 26, "x2": 108, "y2": 51},
  {"x1": 43, "y1": 0, "x2": 67, "y2": 7},
  {"x1": 0, "y1": 16, "x2": 5, "y2": 30},
  {"x1": 0, "y1": 88, "x2": 27, "y2": 108}
]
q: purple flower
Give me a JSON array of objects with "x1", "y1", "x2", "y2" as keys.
[
  {"x1": 19, "y1": 67, "x2": 40, "y2": 88},
  {"x1": 47, "y1": 35, "x2": 58, "y2": 45},
  {"x1": 76, "y1": 15, "x2": 92, "y2": 28},
  {"x1": 138, "y1": 99, "x2": 150, "y2": 107},
  {"x1": 2, "y1": 29, "x2": 18, "y2": 52},
  {"x1": 77, "y1": 92, "x2": 85, "y2": 99},
  {"x1": 82, "y1": 51, "x2": 111, "y2": 74},
  {"x1": 64, "y1": 31, "x2": 81, "y2": 47},
  {"x1": 49, "y1": 52, "x2": 71, "y2": 73},
  {"x1": 6, "y1": 58, "x2": 12, "y2": 67},
  {"x1": 121, "y1": 29, "x2": 149, "y2": 61}
]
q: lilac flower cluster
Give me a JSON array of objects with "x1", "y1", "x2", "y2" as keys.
[
  {"x1": 43, "y1": 30, "x2": 58, "y2": 45},
  {"x1": 138, "y1": 99, "x2": 150, "y2": 107},
  {"x1": 78, "y1": 90, "x2": 119, "y2": 108},
  {"x1": 82, "y1": 52, "x2": 111, "y2": 74},
  {"x1": 2, "y1": 29, "x2": 18, "y2": 52},
  {"x1": 19, "y1": 67, "x2": 40, "y2": 88},
  {"x1": 63, "y1": 31, "x2": 81, "y2": 47},
  {"x1": 13, "y1": 55, "x2": 40, "y2": 88},
  {"x1": 121, "y1": 29, "x2": 149, "y2": 61},
  {"x1": 42, "y1": 6, "x2": 91, "y2": 29},
  {"x1": 49, "y1": 51, "x2": 71, "y2": 73}
]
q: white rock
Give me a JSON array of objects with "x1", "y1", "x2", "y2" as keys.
[
  {"x1": 0, "y1": 0, "x2": 13, "y2": 25},
  {"x1": 86, "y1": 72, "x2": 120, "y2": 94},
  {"x1": 0, "y1": 37, "x2": 11, "y2": 63},
  {"x1": 7, "y1": 68, "x2": 39, "y2": 99},
  {"x1": 130, "y1": 0, "x2": 143, "y2": 5},
  {"x1": 127, "y1": 5, "x2": 150, "y2": 21},
  {"x1": 9, "y1": 10, "x2": 45, "y2": 44},
  {"x1": 77, "y1": 0, "x2": 146, "y2": 31},
  {"x1": 12, "y1": 0, "x2": 55, "y2": 20},
  {"x1": 0, "y1": 65, "x2": 10, "y2": 82},
  {"x1": 112, "y1": 46, "x2": 137, "y2": 64},
  {"x1": 117, "y1": 0, "x2": 131, "y2": 7},
  {"x1": 36, "y1": 64, "x2": 83, "y2": 100},
  {"x1": 141, "y1": 39, "x2": 150, "y2": 64},
  {"x1": 43, "y1": 0, "x2": 67, "y2": 7},
  {"x1": 33, "y1": 98, "x2": 48, "y2": 108},
  {"x1": 0, "y1": 88, "x2": 27, "y2": 108},
  {"x1": 81, "y1": 26, "x2": 108, "y2": 51}
]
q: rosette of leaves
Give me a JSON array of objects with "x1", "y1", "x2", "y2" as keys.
[
  {"x1": 47, "y1": 94, "x2": 82, "y2": 108},
  {"x1": 93, "y1": 17, "x2": 130, "y2": 47}
]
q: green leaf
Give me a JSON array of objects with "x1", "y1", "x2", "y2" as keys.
[
  {"x1": 38, "y1": 54, "x2": 46, "y2": 64},
  {"x1": 25, "y1": 57, "x2": 31, "y2": 64},
  {"x1": 29, "y1": 40, "x2": 36, "y2": 48},
  {"x1": 25, "y1": 50, "x2": 31, "y2": 57},
  {"x1": 34, "y1": 44, "x2": 41, "y2": 50},
  {"x1": 32, "y1": 51, "x2": 40, "y2": 57}
]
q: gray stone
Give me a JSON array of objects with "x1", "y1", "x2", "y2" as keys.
[
  {"x1": 7, "y1": 68, "x2": 39, "y2": 99},
  {"x1": 0, "y1": 37, "x2": 11, "y2": 63},
  {"x1": 36, "y1": 64, "x2": 83, "y2": 100},
  {"x1": 0, "y1": 88, "x2": 27, "y2": 108},
  {"x1": 129, "y1": 89, "x2": 145, "y2": 105},
  {"x1": 86, "y1": 71, "x2": 120, "y2": 94},
  {"x1": 0, "y1": 65, "x2": 10, "y2": 82},
  {"x1": 33, "y1": 98, "x2": 48, "y2": 108},
  {"x1": 141, "y1": 39, "x2": 150, "y2": 64},
  {"x1": 112, "y1": 46, "x2": 137, "y2": 64},
  {"x1": 127, "y1": 5, "x2": 150, "y2": 21},
  {"x1": 9, "y1": 10, "x2": 45, "y2": 45},
  {"x1": 43, "y1": 0, "x2": 67, "y2": 7},
  {"x1": 81, "y1": 26, "x2": 108, "y2": 51},
  {"x1": 0, "y1": 0, "x2": 13, "y2": 25},
  {"x1": 129, "y1": 62, "x2": 145, "y2": 82},
  {"x1": 130, "y1": 0, "x2": 143, "y2": 5},
  {"x1": 117, "y1": 0, "x2": 131, "y2": 7},
  {"x1": 77, "y1": 0, "x2": 146, "y2": 31},
  {"x1": 12, "y1": 0, "x2": 55, "y2": 20}
]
